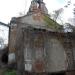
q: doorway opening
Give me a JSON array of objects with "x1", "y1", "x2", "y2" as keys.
[
  {"x1": 51, "y1": 72, "x2": 66, "y2": 75},
  {"x1": 1, "y1": 52, "x2": 8, "y2": 64}
]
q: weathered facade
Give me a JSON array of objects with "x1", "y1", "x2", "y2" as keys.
[{"x1": 9, "y1": 0, "x2": 75, "y2": 75}]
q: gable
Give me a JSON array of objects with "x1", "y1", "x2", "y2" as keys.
[{"x1": 18, "y1": 13, "x2": 63, "y2": 32}]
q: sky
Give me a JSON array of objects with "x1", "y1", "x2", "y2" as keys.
[
  {"x1": 0, "y1": 0, "x2": 73, "y2": 24},
  {"x1": 0, "y1": 25, "x2": 9, "y2": 45}
]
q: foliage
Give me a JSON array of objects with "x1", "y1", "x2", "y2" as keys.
[
  {"x1": 0, "y1": 37, "x2": 4, "y2": 49},
  {"x1": 43, "y1": 14, "x2": 63, "y2": 31},
  {"x1": 65, "y1": 23, "x2": 75, "y2": 32},
  {"x1": 3, "y1": 69, "x2": 16, "y2": 75}
]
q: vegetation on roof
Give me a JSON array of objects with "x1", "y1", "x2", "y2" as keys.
[{"x1": 43, "y1": 15, "x2": 63, "y2": 31}]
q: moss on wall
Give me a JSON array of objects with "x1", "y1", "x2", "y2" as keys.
[{"x1": 43, "y1": 15, "x2": 63, "y2": 31}]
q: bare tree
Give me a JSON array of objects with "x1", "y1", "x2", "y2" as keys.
[
  {"x1": 64, "y1": 23, "x2": 75, "y2": 32},
  {"x1": 0, "y1": 37, "x2": 4, "y2": 50},
  {"x1": 53, "y1": 8, "x2": 64, "y2": 21}
]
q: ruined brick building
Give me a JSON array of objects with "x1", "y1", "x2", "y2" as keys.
[{"x1": 8, "y1": 0, "x2": 75, "y2": 75}]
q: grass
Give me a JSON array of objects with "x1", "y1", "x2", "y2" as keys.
[{"x1": 3, "y1": 69, "x2": 16, "y2": 75}]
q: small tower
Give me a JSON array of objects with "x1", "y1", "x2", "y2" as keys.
[
  {"x1": 37, "y1": 0, "x2": 43, "y2": 8},
  {"x1": 29, "y1": 0, "x2": 38, "y2": 13},
  {"x1": 28, "y1": 0, "x2": 48, "y2": 14}
]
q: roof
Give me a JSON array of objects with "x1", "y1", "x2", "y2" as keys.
[
  {"x1": 43, "y1": 14, "x2": 63, "y2": 31},
  {"x1": 10, "y1": 0, "x2": 63, "y2": 32},
  {"x1": 11, "y1": 13, "x2": 63, "y2": 32}
]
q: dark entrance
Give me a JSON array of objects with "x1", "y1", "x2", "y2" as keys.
[
  {"x1": 49, "y1": 72, "x2": 66, "y2": 75},
  {"x1": 2, "y1": 52, "x2": 8, "y2": 64}
]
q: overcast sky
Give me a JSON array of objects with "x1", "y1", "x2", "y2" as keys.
[
  {"x1": 0, "y1": 0, "x2": 74, "y2": 24},
  {"x1": 0, "y1": 25, "x2": 8, "y2": 44}
]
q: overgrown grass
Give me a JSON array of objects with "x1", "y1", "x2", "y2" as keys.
[{"x1": 3, "y1": 69, "x2": 16, "y2": 75}]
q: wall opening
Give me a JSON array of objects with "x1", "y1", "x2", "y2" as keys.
[
  {"x1": 50, "y1": 72, "x2": 66, "y2": 75},
  {"x1": 1, "y1": 52, "x2": 8, "y2": 64}
]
